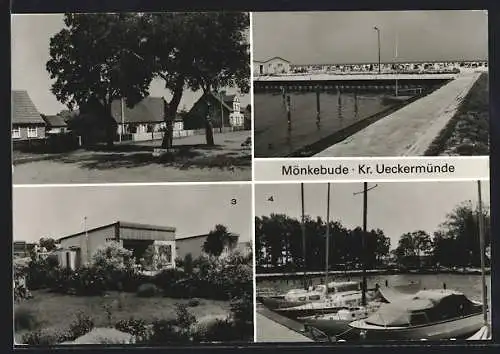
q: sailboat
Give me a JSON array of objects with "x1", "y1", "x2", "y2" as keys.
[
  {"x1": 280, "y1": 183, "x2": 384, "y2": 322},
  {"x1": 347, "y1": 181, "x2": 489, "y2": 341},
  {"x1": 260, "y1": 184, "x2": 367, "y2": 312}
]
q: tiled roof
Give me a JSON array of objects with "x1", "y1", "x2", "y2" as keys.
[
  {"x1": 12, "y1": 90, "x2": 45, "y2": 124},
  {"x1": 111, "y1": 96, "x2": 165, "y2": 124},
  {"x1": 42, "y1": 115, "x2": 68, "y2": 127}
]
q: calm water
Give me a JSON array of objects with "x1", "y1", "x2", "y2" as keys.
[
  {"x1": 254, "y1": 92, "x2": 394, "y2": 157},
  {"x1": 258, "y1": 273, "x2": 492, "y2": 315}
]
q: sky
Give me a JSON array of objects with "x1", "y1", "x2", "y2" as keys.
[
  {"x1": 11, "y1": 14, "x2": 250, "y2": 115},
  {"x1": 253, "y1": 10, "x2": 488, "y2": 64},
  {"x1": 13, "y1": 184, "x2": 252, "y2": 243},
  {"x1": 255, "y1": 181, "x2": 490, "y2": 250}
]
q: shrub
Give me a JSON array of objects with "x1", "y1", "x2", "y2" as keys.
[
  {"x1": 183, "y1": 254, "x2": 194, "y2": 274},
  {"x1": 175, "y1": 303, "x2": 197, "y2": 331},
  {"x1": 115, "y1": 318, "x2": 148, "y2": 340},
  {"x1": 14, "y1": 307, "x2": 39, "y2": 332},
  {"x1": 149, "y1": 319, "x2": 185, "y2": 344},
  {"x1": 153, "y1": 268, "x2": 186, "y2": 292},
  {"x1": 195, "y1": 319, "x2": 236, "y2": 342},
  {"x1": 187, "y1": 299, "x2": 200, "y2": 307},
  {"x1": 21, "y1": 328, "x2": 71, "y2": 345},
  {"x1": 71, "y1": 267, "x2": 107, "y2": 296},
  {"x1": 137, "y1": 283, "x2": 159, "y2": 298},
  {"x1": 68, "y1": 311, "x2": 94, "y2": 339}
]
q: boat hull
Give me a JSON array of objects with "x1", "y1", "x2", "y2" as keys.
[
  {"x1": 276, "y1": 306, "x2": 347, "y2": 319},
  {"x1": 349, "y1": 313, "x2": 484, "y2": 341},
  {"x1": 259, "y1": 297, "x2": 307, "y2": 310},
  {"x1": 304, "y1": 319, "x2": 352, "y2": 338}
]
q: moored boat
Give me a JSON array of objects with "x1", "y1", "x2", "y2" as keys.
[
  {"x1": 274, "y1": 281, "x2": 367, "y2": 318},
  {"x1": 348, "y1": 289, "x2": 484, "y2": 341}
]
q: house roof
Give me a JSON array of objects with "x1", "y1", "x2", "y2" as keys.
[
  {"x1": 111, "y1": 96, "x2": 165, "y2": 124},
  {"x1": 261, "y1": 56, "x2": 291, "y2": 64},
  {"x1": 58, "y1": 221, "x2": 176, "y2": 242},
  {"x1": 42, "y1": 115, "x2": 68, "y2": 127},
  {"x1": 12, "y1": 90, "x2": 45, "y2": 125},
  {"x1": 176, "y1": 233, "x2": 240, "y2": 242},
  {"x1": 208, "y1": 92, "x2": 234, "y2": 111}
]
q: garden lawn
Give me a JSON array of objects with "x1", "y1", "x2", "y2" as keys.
[{"x1": 15, "y1": 289, "x2": 231, "y2": 344}]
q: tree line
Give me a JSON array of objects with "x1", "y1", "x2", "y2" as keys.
[{"x1": 256, "y1": 201, "x2": 490, "y2": 273}]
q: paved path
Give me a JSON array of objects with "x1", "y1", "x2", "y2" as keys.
[
  {"x1": 256, "y1": 312, "x2": 313, "y2": 342},
  {"x1": 314, "y1": 72, "x2": 481, "y2": 157}
]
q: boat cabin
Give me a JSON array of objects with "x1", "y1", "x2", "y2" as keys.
[
  {"x1": 284, "y1": 281, "x2": 361, "y2": 303},
  {"x1": 361, "y1": 290, "x2": 482, "y2": 328}
]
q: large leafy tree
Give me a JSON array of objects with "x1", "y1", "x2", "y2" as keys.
[
  {"x1": 46, "y1": 13, "x2": 155, "y2": 146},
  {"x1": 140, "y1": 12, "x2": 250, "y2": 148},
  {"x1": 202, "y1": 224, "x2": 238, "y2": 257},
  {"x1": 434, "y1": 201, "x2": 490, "y2": 267},
  {"x1": 395, "y1": 230, "x2": 433, "y2": 269}
]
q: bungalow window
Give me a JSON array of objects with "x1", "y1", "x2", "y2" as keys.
[
  {"x1": 12, "y1": 127, "x2": 21, "y2": 139},
  {"x1": 27, "y1": 127, "x2": 38, "y2": 138}
]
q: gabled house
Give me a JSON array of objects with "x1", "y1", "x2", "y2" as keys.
[
  {"x1": 42, "y1": 114, "x2": 69, "y2": 135},
  {"x1": 183, "y1": 92, "x2": 245, "y2": 130},
  {"x1": 111, "y1": 96, "x2": 172, "y2": 141},
  {"x1": 254, "y1": 57, "x2": 291, "y2": 76},
  {"x1": 12, "y1": 90, "x2": 46, "y2": 141}
]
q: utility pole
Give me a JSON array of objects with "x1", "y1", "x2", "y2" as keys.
[
  {"x1": 120, "y1": 98, "x2": 125, "y2": 143},
  {"x1": 325, "y1": 183, "x2": 331, "y2": 286},
  {"x1": 220, "y1": 92, "x2": 224, "y2": 133},
  {"x1": 84, "y1": 216, "x2": 90, "y2": 266},
  {"x1": 301, "y1": 183, "x2": 307, "y2": 289},
  {"x1": 353, "y1": 182, "x2": 378, "y2": 306}
]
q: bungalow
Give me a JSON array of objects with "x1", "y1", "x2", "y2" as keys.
[
  {"x1": 54, "y1": 220, "x2": 243, "y2": 271},
  {"x1": 183, "y1": 92, "x2": 245, "y2": 130},
  {"x1": 12, "y1": 90, "x2": 46, "y2": 142},
  {"x1": 42, "y1": 114, "x2": 69, "y2": 135},
  {"x1": 56, "y1": 221, "x2": 177, "y2": 270},
  {"x1": 254, "y1": 57, "x2": 291, "y2": 76}
]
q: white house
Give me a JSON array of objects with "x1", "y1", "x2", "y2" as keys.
[{"x1": 254, "y1": 57, "x2": 291, "y2": 76}]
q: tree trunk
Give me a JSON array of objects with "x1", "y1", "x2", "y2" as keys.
[
  {"x1": 205, "y1": 117, "x2": 214, "y2": 146},
  {"x1": 161, "y1": 76, "x2": 185, "y2": 150},
  {"x1": 104, "y1": 104, "x2": 115, "y2": 147}
]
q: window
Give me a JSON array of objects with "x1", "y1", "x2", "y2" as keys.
[
  {"x1": 12, "y1": 127, "x2": 21, "y2": 139},
  {"x1": 27, "y1": 127, "x2": 38, "y2": 138}
]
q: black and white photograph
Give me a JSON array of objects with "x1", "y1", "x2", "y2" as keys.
[
  {"x1": 11, "y1": 13, "x2": 251, "y2": 184},
  {"x1": 255, "y1": 181, "x2": 491, "y2": 342},
  {"x1": 13, "y1": 184, "x2": 253, "y2": 345},
  {"x1": 252, "y1": 11, "x2": 489, "y2": 158}
]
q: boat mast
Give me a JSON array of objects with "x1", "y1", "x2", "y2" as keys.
[
  {"x1": 477, "y1": 180, "x2": 488, "y2": 328},
  {"x1": 395, "y1": 33, "x2": 399, "y2": 97},
  {"x1": 325, "y1": 183, "x2": 331, "y2": 286},
  {"x1": 301, "y1": 183, "x2": 307, "y2": 290}
]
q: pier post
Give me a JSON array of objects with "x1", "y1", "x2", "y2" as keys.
[
  {"x1": 385, "y1": 279, "x2": 388, "y2": 287},
  {"x1": 286, "y1": 95, "x2": 292, "y2": 128},
  {"x1": 316, "y1": 86, "x2": 321, "y2": 124},
  {"x1": 443, "y1": 282, "x2": 447, "y2": 290}
]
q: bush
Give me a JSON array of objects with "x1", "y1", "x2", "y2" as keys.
[
  {"x1": 153, "y1": 268, "x2": 186, "y2": 293},
  {"x1": 115, "y1": 318, "x2": 148, "y2": 340},
  {"x1": 68, "y1": 268, "x2": 105, "y2": 296},
  {"x1": 149, "y1": 319, "x2": 185, "y2": 344},
  {"x1": 187, "y1": 299, "x2": 200, "y2": 307},
  {"x1": 14, "y1": 307, "x2": 39, "y2": 332},
  {"x1": 21, "y1": 328, "x2": 71, "y2": 345},
  {"x1": 68, "y1": 311, "x2": 94, "y2": 339},
  {"x1": 137, "y1": 283, "x2": 159, "y2": 298}
]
